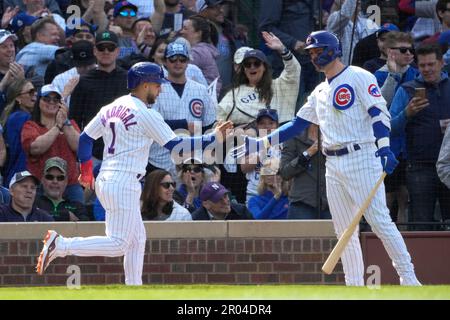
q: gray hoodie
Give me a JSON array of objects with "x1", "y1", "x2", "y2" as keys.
[{"x1": 191, "y1": 42, "x2": 221, "y2": 96}]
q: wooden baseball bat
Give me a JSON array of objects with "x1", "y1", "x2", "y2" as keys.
[{"x1": 321, "y1": 172, "x2": 387, "y2": 275}]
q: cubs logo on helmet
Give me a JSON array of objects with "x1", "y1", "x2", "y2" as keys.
[
  {"x1": 333, "y1": 84, "x2": 355, "y2": 110},
  {"x1": 189, "y1": 99, "x2": 204, "y2": 118},
  {"x1": 368, "y1": 84, "x2": 382, "y2": 97}
]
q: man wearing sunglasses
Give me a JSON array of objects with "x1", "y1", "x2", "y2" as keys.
[
  {"x1": 148, "y1": 41, "x2": 215, "y2": 177},
  {"x1": 35, "y1": 157, "x2": 91, "y2": 222},
  {"x1": 112, "y1": 1, "x2": 140, "y2": 58}
]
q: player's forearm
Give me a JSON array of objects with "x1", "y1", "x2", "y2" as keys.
[
  {"x1": 368, "y1": 106, "x2": 391, "y2": 149},
  {"x1": 78, "y1": 132, "x2": 94, "y2": 163},
  {"x1": 163, "y1": 133, "x2": 216, "y2": 152},
  {"x1": 266, "y1": 117, "x2": 311, "y2": 147}
]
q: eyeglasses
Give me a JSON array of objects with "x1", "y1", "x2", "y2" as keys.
[
  {"x1": 243, "y1": 60, "x2": 263, "y2": 68},
  {"x1": 160, "y1": 181, "x2": 176, "y2": 189},
  {"x1": 182, "y1": 165, "x2": 203, "y2": 173},
  {"x1": 391, "y1": 47, "x2": 415, "y2": 54},
  {"x1": 96, "y1": 44, "x2": 117, "y2": 52},
  {"x1": 119, "y1": 10, "x2": 137, "y2": 17},
  {"x1": 44, "y1": 174, "x2": 66, "y2": 181},
  {"x1": 167, "y1": 56, "x2": 188, "y2": 63},
  {"x1": 19, "y1": 88, "x2": 36, "y2": 96},
  {"x1": 41, "y1": 96, "x2": 61, "y2": 104}
]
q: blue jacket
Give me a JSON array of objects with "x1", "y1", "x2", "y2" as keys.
[
  {"x1": 3, "y1": 110, "x2": 31, "y2": 187},
  {"x1": 248, "y1": 191, "x2": 288, "y2": 220},
  {"x1": 390, "y1": 72, "x2": 450, "y2": 162}
]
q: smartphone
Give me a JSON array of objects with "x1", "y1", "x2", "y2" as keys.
[{"x1": 415, "y1": 88, "x2": 426, "y2": 99}]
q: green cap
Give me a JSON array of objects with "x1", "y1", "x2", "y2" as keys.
[{"x1": 44, "y1": 157, "x2": 67, "y2": 174}]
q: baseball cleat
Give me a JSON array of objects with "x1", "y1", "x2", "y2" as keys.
[{"x1": 36, "y1": 230, "x2": 59, "y2": 275}]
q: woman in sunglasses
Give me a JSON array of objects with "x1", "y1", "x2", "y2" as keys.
[
  {"x1": 21, "y1": 84, "x2": 84, "y2": 203},
  {"x1": 216, "y1": 31, "x2": 300, "y2": 127},
  {"x1": 141, "y1": 169, "x2": 192, "y2": 221},
  {"x1": 1, "y1": 79, "x2": 36, "y2": 187},
  {"x1": 176, "y1": 160, "x2": 206, "y2": 213}
]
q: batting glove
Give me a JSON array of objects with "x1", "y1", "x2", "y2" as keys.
[
  {"x1": 79, "y1": 159, "x2": 95, "y2": 190},
  {"x1": 375, "y1": 147, "x2": 399, "y2": 175}
]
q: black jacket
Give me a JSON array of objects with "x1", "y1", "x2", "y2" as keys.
[
  {"x1": 44, "y1": 48, "x2": 74, "y2": 84},
  {"x1": 69, "y1": 67, "x2": 128, "y2": 159},
  {"x1": 191, "y1": 202, "x2": 254, "y2": 221}
]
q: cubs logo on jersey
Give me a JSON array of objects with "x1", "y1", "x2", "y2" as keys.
[
  {"x1": 333, "y1": 84, "x2": 355, "y2": 110},
  {"x1": 368, "y1": 84, "x2": 382, "y2": 97},
  {"x1": 189, "y1": 99, "x2": 204, "y2": 118}
]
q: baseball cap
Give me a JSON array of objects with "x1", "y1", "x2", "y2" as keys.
[
  {"x1": 174, "y1": 37, "x2": 193, "y2": 60},
  {"x1": 233, "y1": 46, "x2": 252, "y2": 64},
  {"x1": 113, "y1": 1, "x2": 138, "y2": 17},
  {"x1": 200, "y1": 182, "x2": 230, "y2": 203},
  {"x1": 376, "y1": 23, "x2": 399, "y2": 38},
  {"x1": 9, "y1": 13, "x2": 38, "y2": 33},
  {"x1": 260, "y1": 158, "x2": 280, "y2": 176},
  {"x1": 65, "y1": 19, "x2": 97, "y2": 38},
  {"x1": 438, "y1": 30, "x2": 450, "y2": 46},
  {"x1": 9, "y1": 170, "x2": 39, "y2": 189},
  {"x1": 71, "y1": 40, "x2": 96, "y2": 67},
  {"x1": 44, "y1": 157, "x2": 68, "y2": 175},
  {"x1": 39, "y1": 84, "x2": 62, "y2": 98},
  {"x1": 243, "y1": 49, "x2": 268, "y2": 64},
  {"x1": 95, "y1": 31, "x2": 119, "y2": 46},
  {"x1": 165, "y1": 41, "x2": 189, "y2": 59},
  {"x1": 0, "y1": 29, "x2": 18, "y2": 44},
  {"x1": 256, "y1": 108, "x2": 278, "y2": 123},
  {"x1": 197, "y1": 0, "x2": 227, "y2": 11}
]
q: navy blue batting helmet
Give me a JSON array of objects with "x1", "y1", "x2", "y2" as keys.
[
  {"x1": 127, "y1": 62, "x2": 168, "y2": 90},
  {"x1": 305, "y1": 31, "x2": 342, "y2": 67}
]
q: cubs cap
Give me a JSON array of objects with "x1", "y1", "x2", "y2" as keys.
[
  {"x1": 39, "y1": 84, "x2": 62, "y2": 98},
  {"x1": 256, "y1": 108, "x2": 278, "y2": 122},
  {"x1": 165, "y1": 41, "x2": 189, "y2": 59},
  {"x1": 71, "y1": 40, "x2": 96, "y2": 67},
  {"x1": 113, "y1": 1, "x2": 138, "y2": 17},
  {"x1": 0, "y1": 29, "x2": 18, "y2": 44},
  {"x1": 95, "y1": 31, "x2": 119, "y2": 45},
  {"x1": 376, "y1": 23, "x2": 399, "y2": 38},
  {"x1": 233, "y1": 46, "x2": 252, "y2": 64},
  {"x1": 174, "y1": 37, "x2": 193, "y2": 60},
  {"x1": 9, "y1": 13, "x2": 38, "y2": 33},
  {"x1": 200, "y1": 182, "x2": 230, "y2": 203},
  {"x1": 9, "y1": 170, "x2": 39, "y2": 189},
  {"x1": 44, "y1": 157, "x2": 68, "y2": 175},
  {"x1": 243, "y1": 49, "x2": 268, "y2": 64}
]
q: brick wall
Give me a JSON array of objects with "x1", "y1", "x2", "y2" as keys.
[{"x1": 0, "y1": 237, "x2": 345, "y2": 287}]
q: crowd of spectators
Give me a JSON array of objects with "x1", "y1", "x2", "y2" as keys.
[{"x1": 0, "y1": 0, "x2": 448, "y2": 231}]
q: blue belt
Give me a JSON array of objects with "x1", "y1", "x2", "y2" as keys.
[{"x1": 324, "y1": 144, "x2": 361, "y2": 157}]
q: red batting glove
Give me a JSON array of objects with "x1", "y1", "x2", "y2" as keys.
[{"x1": 78, "y1": 159, "x2": 95, "y2": 190}]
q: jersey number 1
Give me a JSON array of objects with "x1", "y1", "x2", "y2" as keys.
[{"x1": 108, "y1": 122, "x2": 116, "y2": 154}]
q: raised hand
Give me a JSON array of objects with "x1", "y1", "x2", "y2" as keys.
[
  {"x1": 262, "y1": 31, "x2": 286, "y2": 54},
  {"x1": 62, "y1": 75, "x2": 80, "y2": 100},
  {"x1": 1, "y1": 6, "x2": 20, "y2": 28},
  {"x1": 214, "y1": 120, "x2": 233, "y2": 144}
]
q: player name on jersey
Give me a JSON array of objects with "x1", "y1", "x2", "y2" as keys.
[{"x1": 101, "y1": 105, "x2": 137, "y2": 130}]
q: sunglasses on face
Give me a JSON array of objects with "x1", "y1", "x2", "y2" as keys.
[
  {"x1": 20, "y1": 88, "x2": 36, "y2": 96},
  {"x1": 160, "y1": 181, "x2": 176, "y2": 189},
  {"x1": 44, "y1": 174, "x2": 66, "y2": 181},
  {"x1": 167, "y1": 56, "x2": 188, "y2": 63},
  {"x1": 42, "y1": 96, "x2": 61, "y2": 104},
  {"x1": 119, "y1": 10, "x2": 137, "y2": 17},
  {"x1": 391, "y1": 47, "x2": 414, "y2": 54},
  {"x1": 96, "y1": 44, "x2": 117, "y2": 52},
  {"x1": 182, "y1": 166, "x2": 203, "y2": 173},
  {"x1": 243, "y1": 60, "x2": 263, "y2": 69}
]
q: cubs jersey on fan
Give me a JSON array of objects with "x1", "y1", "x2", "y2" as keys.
[{"x1": 297, "y1": 66, "x2": 389, "y2": 149}]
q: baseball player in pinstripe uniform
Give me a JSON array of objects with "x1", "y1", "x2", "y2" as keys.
[
  {"x1": 233, "y1": 31, "x2": 421, "y2": 286},
  {"x1": 36, "y1": 62, "x2": 232, "y2": 285},
  {"x1": 149, "y1": 41, "x2": 216, "y2": 176}
]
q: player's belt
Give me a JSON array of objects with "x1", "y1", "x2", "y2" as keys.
[{"x1": 323, "y1": 144, "x2": 361, "y2": 157}]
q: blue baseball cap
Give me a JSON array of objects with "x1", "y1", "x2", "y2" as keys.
[
  {"x1": 9, "y1": 12, "x2": 38, "y2": 33},
  {"x1": 65, "y1": 19, "x2": 97, "y2": 38},
  {"x1": 165, "y1": 42, "x2": 189, "y2": 59},
  {"x1": 243, "y1": 49, "x2": 268, "y2": 64},
  {"x1": 256, "y1": 108, "x2": 278, "y2": 122},
  {"x1": 376, "y1": 23, "x2": 399, "y2": 38},
  {"x1": 113, "y1": 1, "x2": 138, "y2": 17}
]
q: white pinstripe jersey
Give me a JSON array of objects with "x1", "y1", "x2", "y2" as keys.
[
  {"x1": 84, "y1": 94, "x2": 177, "y2": 176},
  {"x1": 297, "y1": 66, "x2": 389, "y2": 149},
  {"x1": 148, "y1": 79, "x2": 216, "y2": 172}
]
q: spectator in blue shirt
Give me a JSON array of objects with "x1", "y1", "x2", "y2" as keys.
[
  {"x1": 390, "y1": 43, "x2": 450, "y2": 230},
  {"x1": 0, "y1": 170, "x2": 53, "y2": 222},
  {"x1": 248, "y1": 157, "x2": 288, "y2": 220}
]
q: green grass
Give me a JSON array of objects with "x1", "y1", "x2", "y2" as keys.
[{"x1": 0, "y1": 285, "x2": 449, "y2": 300}]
